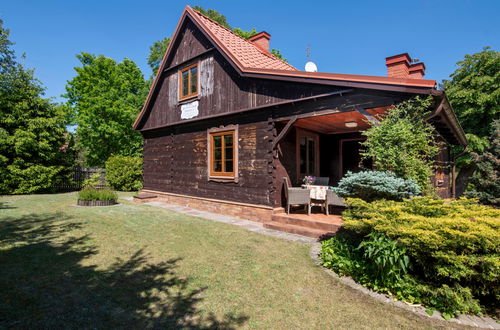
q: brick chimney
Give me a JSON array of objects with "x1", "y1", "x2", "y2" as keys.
[
  {"x1": 385, "y1": 53, "x2": 426, "y2": 79},
  {"x1": 408, "y1": 62, "x2": 426, "y2": 79},
  {"x1": 249, "y1": 31, "x2": 271, "y2": 53}
]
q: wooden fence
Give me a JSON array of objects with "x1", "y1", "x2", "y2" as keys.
[{"x1": 52, "y1": 167, "x2": 106, "y2": 191}]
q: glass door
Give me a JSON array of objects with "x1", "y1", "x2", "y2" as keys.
[{"x1": 297, "y1": 129, "x2": 319, "y2": 181}]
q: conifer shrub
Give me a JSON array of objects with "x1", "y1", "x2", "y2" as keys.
[
  {"x1": 324, "y1": 197, "x2": 500, "y2": 317},
  {"x1": 332, "y1": 171, "x2": 421, "y2": 202}
]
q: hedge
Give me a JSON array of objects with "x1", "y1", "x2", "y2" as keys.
[{"x1": 105, "y1": 155, "x2": 143, "y2": 191}]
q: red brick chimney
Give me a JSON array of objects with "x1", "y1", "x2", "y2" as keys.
[
  {"x1": 385, "y1": 53, "x2": 426, "y2": 79},
  {"x1": 408, "y1": 62, "x2": 426, "y2": 79},
  {"x1": 249, "y1": 31, "x2": 271, "y2": 53}
]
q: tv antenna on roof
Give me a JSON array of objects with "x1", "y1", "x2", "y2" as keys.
[{"x1": 305, "y1": 44, "x2": 318, "y2": 72}]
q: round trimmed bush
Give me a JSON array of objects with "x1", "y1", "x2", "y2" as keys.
[{"x1": 333, "y1": 171, "x2": 421, "y2": 202}]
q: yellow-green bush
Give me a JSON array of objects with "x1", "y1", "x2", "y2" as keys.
[{"x1": 342, "y1": 197, "x2": 500, "y2": 307}]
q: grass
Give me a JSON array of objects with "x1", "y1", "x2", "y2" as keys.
[{"x1": 0, "y1": 193, "x2": 466, "y2": 329}]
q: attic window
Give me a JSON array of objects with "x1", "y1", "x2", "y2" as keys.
[{"x1": 179, "y1": 64, "x2": 198, "y2": 100}]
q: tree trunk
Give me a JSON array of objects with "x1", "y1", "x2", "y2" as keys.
[{"x1": 455, "y1": 163, "x2": 476, "y2": 198}]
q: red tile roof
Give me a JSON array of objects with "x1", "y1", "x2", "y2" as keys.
[
  {"x1": 188, "y1": 6, "x2": 436, "y2": 88},
  {"x1": 134, "y1": 6, "x2": 438, "y2": 129},
  {"x1": 188, "y1": 6, "x2": 297, "y2": 71}
]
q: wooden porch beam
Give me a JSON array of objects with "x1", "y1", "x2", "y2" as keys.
[
  {"x1": 272, "y1": 116, "x2": 297, "y2": 149},
  {"x1": 354, "y1": 107, "x2": 379, "y2": 124}
]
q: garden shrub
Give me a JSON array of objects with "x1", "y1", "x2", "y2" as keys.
[
  {"x1": 332, "y1": 196, "x2": 500, "y2": 316},
  {"x1": 332, "y1": 171, "x2": 421, "y2": 202},
  {"x1": 105, "y1": 155, "x2": 143, "y2": 191},
  {"x1": 320, "y1": 231, "x2": 483, "y2": 318},
  {"x1": 361, "y1": 96, "x2": 439, "y2": 192},
  {"x1": 78, "y1": 186, "x2": 117, "y2": 201}
]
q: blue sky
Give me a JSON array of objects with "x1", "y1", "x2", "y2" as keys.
[{"x1": 1, "y1": 0, "x2": 498, "y2": 102}]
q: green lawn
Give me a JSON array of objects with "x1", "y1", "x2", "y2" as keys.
[{"x1": 0, "y1": 193, "x2": 462, "y2": 329}]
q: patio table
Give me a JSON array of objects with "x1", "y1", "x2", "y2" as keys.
[{"x1": 301, "y1": 184, "x2": 329, "y2": 200}]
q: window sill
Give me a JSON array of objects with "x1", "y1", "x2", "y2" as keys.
[
  {"x1": 178, "y1": 95, "x2": 199, "y2": 105},
  {"x1": 208, "y1": 176, "x2": 239, "y2": 183}
]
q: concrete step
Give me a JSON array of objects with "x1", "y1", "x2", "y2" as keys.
[
  {"x1": 271, "y1": 214, "x2": 342, "y2": 232},
  {"x1": 264, "y1": 222, "x2": 337, "y2": 239}
]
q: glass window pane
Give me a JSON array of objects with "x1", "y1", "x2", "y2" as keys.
[
  {"x1": 308, "y1": 139, "x2": 315, "y2": 174},
  {"x1": 214, "y1": 161, "x2": 222, "y2": 172},
  {"x1": 214, "y1": 148, "x2": 221, "y2": 161},
  {"x1": 224, "y1": 134, "x2": 233, "y2": 147},
  {"x1": 182, "y1": 71, "x2": 189, "y2": 96},
  {"x1": 300, "y1": 141, "x2": 306, "y2": 174},
  {"x1": 225, "y1": 147, "x2": 233, "y2": 160},
  {"x1": 213, "y1": 135, "x2": 221, "y2": 148},
  {"x1": 225, "y1": 160, "x2": 233, "y2": 173},
  {"x1": 190, "y1": 67, "x2": 197, "y2": 94}
]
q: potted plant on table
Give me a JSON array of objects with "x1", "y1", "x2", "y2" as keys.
[{"x1": 303, "y1": 176, "x2": 315, "y2": 186}]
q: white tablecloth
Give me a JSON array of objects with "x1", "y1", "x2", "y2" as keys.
[{"x1": 302, "y1": 185, "x2": 328, "y2": 200}]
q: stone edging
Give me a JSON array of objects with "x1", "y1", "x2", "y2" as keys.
[
  {"x1": 309, "y1": 243, "x2": 499, "y2": 329},
  {"x1": 77, "y1": 199, "x2": 118, "y2": 207}
]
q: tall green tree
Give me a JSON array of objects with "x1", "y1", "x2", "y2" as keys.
[
  {"x1": 443, "y1": 47, "x2": 500, "y2": 196},
  {"x1": 147, "y1": 6, "x2": 286, "y2": 76},
  {"x1": 0, "y1": 19, "x2": 75, "y2": 194},
  {"x1": 444, "y1": 47, "x2": 499, "y2": 139},
  {"x1": 361, "y1": 97, "x2": 439, "y2": 192},
  {"x1": 65, "y1": 53, "x2": 148, "y2": 167},
  {"x1": 147, "y1": 36, "x2": 170, "y2": 77}
]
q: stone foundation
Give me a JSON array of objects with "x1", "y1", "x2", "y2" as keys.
[{"x1": 134, "y1": 189, "x2": 273, "y2": 223}]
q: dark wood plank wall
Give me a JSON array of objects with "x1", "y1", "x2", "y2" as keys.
[
  {"x1": 139, "y1": 19, "x2": 335, "y2": 131},
  {"x1": 143, "y1": 114, "x2": 275, "y2": 206},
  {"x1": 139, "y1": 17, "x2": 454, "y2": 206},
  {"x1": 434, "y1": 135, "x2": 451, "y2": 198}
]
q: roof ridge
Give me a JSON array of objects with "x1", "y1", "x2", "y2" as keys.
[{"x1": 190, "y1": 7, "x2": 296, "y2": 70}]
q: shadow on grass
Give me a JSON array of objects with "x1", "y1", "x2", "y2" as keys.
[
  {"x1": 0, "y1": 213, "x2": 248, "y2": 328},
  {"x1": 0, "y1": 200, "x2": 16, "y2": 210}
]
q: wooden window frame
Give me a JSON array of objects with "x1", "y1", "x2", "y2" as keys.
[
  {"x1": 296, "y1": 128, "x2": 320, "y2": 182},
  {"x1": 207, "y1": 125, "x2": 239, "y2": 182},
  {"x1": 178, "y1": 63, "x2": 199, "y2": 101}
]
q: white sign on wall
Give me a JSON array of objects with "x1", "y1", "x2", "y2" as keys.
[{"x1": 180, "y1": 100, "x2": 199, "y2": 119}]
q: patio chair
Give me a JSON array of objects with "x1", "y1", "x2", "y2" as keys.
[
  {"x1": 313, "y1": 176, "x2": 330, "y2": 186},
  {"x1": 283, "y1": 177, "x2": 311, "y2": 215},
  {"x1": 325, "y1": 190, "x2": 346, "y2": 215}
]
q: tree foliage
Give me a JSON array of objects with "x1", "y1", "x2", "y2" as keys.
[
  {"x1": 147, "y1": 37, "x2": 170, "y2": 77},
  {"x1": 0, "y1": 20, "x2": 75, "y2": 194},
  {"x1": 65, "y1": 53, "x2": 148, "y2": 167},
  {"x1": 465, "y1": 120, "x2": 500, "y2": 206},
  {"x1": 443, "y1": 47, "x2": 500, "y2": 198},
  {"x1": 147, "y1": 6, "x2": 287, "y2": 75},
  {"x1": 361, "y1": 97, "x2": 439, "y2": 192},
  {"x1": 444, "y1": 47, "x2": 499, "y2": 139}
]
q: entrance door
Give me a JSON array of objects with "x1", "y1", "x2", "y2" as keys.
[
  {"x1": 297, "y1": 129, "x2": 319, "y2": 181},
  {"x1": 340, "y1": 138, "x2": 372, "y2": 177}
]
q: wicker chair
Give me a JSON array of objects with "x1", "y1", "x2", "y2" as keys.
[
  {"x1": 325, "y1": 190, "x2": 346, "y2": 215},
  {"x1": 283, "y1": 177, "x2": 311, "y2": 215},
  {"x1": 313, "y1": 176, "x2": 330, "y2": 186}
]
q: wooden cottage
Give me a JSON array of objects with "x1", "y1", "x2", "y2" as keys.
[{"x1": 133, "y1": 6, "x2": 467, "y2": 231}]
